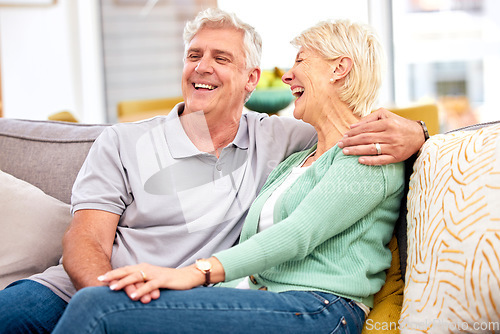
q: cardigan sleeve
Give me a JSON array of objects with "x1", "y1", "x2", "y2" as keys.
[{"x1": 215, "y1": 149, "x2": 404, "y2": 281}]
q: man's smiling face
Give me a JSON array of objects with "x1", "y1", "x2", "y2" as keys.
[{"x1": 182, "y1": 27, "x2": 253, "y2": 120}]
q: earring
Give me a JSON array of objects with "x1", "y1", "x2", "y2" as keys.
[{"x1": 329, "y1": 78, "x2": 334, "y2": 83}]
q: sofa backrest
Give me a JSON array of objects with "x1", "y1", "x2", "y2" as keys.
[{"x1": 0, "y1": 119, "x2": 108, "y2": 204}]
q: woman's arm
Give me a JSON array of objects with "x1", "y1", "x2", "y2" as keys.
[{"x1": 216, "y1": 152, "x2": 402, "y2": 281}]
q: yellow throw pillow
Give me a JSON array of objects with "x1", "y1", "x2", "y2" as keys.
[{"x1": 362, "y1": 235, "x2": 404, "y2": 334}]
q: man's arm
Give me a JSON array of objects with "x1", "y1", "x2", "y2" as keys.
[
  {"x1": 62, "y1": 209, "x2": 119, "y2": 290},
  {"x1": 63, "y1": 209, "x2": 161, "y2": 303},
  {"x1": 338, "y1": 108, "x2": 426, "y2": 165}
]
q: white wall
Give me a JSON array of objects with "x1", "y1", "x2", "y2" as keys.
[
  {"x1": 218, "y1": 0, "x2": 370, "y2": 71},
  {"x1": 0, "y1": 0, "x2": 105, "y2": 123}
]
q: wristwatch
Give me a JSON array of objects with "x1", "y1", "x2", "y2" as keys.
[
  {"x1": 418, "y1": 120, "x2": 430, "y2": 141},
  {"x1": 195, "y1": 259, "x2": 212, "y2": 287}
]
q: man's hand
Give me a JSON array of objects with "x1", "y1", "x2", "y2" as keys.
[{"x1": 338, "y1": 108, "x2": 426, "y2": 165}]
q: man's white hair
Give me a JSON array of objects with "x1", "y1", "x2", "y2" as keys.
[{"x1": 183, "y1": 8, "x2": 262, "y2": 70}]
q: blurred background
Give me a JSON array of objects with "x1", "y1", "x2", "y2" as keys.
[{"x1": 0, "y1": 0, "x2": 498, "y2": 132}]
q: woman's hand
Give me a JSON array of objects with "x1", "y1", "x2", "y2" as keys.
[
  {"x1": 338, "y1": 108, "x2": 425, "y2": 165},
  {"x1": 123, "y1": 281, "x2": 160, "y2": 304},
  {"x1": 98, "y1": 263, "x2": 204, "y2": 303},
  {"x1": 98, "y1": 257, "x2": 225, "y2": 304}
]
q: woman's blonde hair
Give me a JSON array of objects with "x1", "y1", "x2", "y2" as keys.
[
  {"x1": 183, "y1": 8, "x2": 262, "y2": 70},
  {"x1": 291, "y1": 19, "x2": 385, "y2": 117}
]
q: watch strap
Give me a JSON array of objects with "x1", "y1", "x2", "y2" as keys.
[
  {"x1": 203, "y1": 271, "x2": 211, "y2": 287},
  {"x1": 418, "y1": 120, "x2": 430, "y2": 141}
]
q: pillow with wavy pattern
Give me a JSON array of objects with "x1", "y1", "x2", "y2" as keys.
[{"x1": 400, "y1": 124, "x2": 500, "y2": 333}]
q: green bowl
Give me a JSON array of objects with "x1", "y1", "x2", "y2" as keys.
[{"x1": 245, "y1": 88, "x2": 294, "y2": 114}]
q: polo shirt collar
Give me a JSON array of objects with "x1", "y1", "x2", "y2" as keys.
[
  {"x1": 165, "y1": 103, "x2": 249, "y2": 159},
  {"x1": 231, "y1": 114, "x2": 250, "y2": 150}
]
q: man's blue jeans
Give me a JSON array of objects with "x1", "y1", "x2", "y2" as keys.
[
  {"x1": 53, "y1": 286, "x2": 366, "y2": 333},
  {"x1": 0, "y1": 279, "x2": 68, "y2": 333}
]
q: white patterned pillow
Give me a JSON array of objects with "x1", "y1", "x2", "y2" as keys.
[{"x1": 400, "y1": 123, "x2": 500, "y2": 333}]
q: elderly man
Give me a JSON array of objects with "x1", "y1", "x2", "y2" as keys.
[{"x1": 0, "y1": 8, "x2": 425, "y2": 334}]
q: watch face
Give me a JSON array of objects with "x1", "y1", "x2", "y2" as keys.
[{"x1": 196, "y1": 260, "x2": 211, "y2": 271}]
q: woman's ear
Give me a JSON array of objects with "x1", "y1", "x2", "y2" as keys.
[
  {"x1": 246, "y1": 68, "x2": 261, "y2": 92},
  {"x1": 332, "y1": 57, "x2": 353, "y2": 80}
]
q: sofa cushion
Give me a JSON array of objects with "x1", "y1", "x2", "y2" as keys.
[
  {"x1": 400, "y1": 123, "x2": 500, "y2": 332},
  {"x1": 0, "y1": 119, "x2": 108, "y2": 204},
  {"x1": 0, "y1": 170, "x2": 72, "y2": 289}
]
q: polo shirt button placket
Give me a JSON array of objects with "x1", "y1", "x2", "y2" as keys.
[{"x1": 214, "y1": 160, "x2": 231, "y2": 189}]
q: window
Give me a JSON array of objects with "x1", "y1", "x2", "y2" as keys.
[{"x1": 392, "y1": 0, "x2": 499, "y2": 130}]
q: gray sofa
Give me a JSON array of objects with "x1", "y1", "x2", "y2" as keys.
[
  {"x1": 1, "y1": 117, "x2": 499, "y2": 333},
  {"x1": 0, "y1": 118, "x2": 108, "y2": 289}
]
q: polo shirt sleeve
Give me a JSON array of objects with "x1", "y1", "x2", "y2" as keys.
[{"x1": 71, "y1": 127, "x2": 133, "y2": 215}]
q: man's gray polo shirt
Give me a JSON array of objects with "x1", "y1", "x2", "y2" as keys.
[{"x1": 31, "y1": 104, "x2": 316, "y2": 301}]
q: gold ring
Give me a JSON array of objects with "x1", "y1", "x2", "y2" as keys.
[
  {"x1": 375, "y1": 143, "x2": 382, "y2": 155},
  {"x1": 139, "y1": 270, "x2": 147, "y2": 282}
]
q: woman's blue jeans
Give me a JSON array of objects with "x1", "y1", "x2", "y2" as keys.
[
  {"x1": 53, "y1": 286, "x2": 366, "y2": 333},
  {"x1": 0, "y1": 279, "x2": 68, "y2": 333}
]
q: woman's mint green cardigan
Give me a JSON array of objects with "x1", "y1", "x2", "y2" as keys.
[{"x1": 214, "y1": 144, "x2": 404, "y2": 307}]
